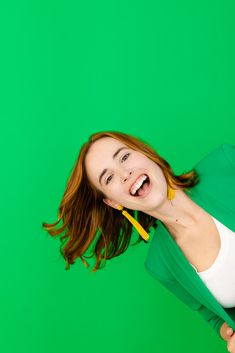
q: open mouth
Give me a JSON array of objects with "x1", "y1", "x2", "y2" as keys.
[{"x1": 129, "y1": 174, "x2": 151, "y2": 197}]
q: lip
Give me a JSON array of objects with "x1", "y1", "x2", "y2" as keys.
[{"x1": 129, "y1": 173, "x2": 150, "y2": 196}]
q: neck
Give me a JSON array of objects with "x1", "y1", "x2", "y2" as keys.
[{"x1": 145, "y1": 188, "x2": 205, "y2": 242}]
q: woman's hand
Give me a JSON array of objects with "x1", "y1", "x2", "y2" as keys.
[
  {"x1": 220, "y1": 322, "x2": 234, "y2": 341},
  {"x1": 220, "y1": 323, "x2": 235, "y2": 352},
  {"x1": 226, "y1": 329, "x2": 235, "y2": 353}
]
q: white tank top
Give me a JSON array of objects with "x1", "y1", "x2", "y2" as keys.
[{"x1": 190, "y1": 216, "x2": 235, "y2": 308}]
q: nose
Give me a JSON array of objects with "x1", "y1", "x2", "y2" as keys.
[{"x1": 121, "y1": 170, "x2": 133, "y2": 183}]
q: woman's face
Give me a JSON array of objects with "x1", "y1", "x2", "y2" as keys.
[{"x1": 85, "y1": 137, "x2": 169, "y2": 212}]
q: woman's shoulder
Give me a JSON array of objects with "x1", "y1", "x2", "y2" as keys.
[
  {"x1": 221, "y1": 143, "x2": 235, "y2": 166},
  {"x1": 193, "y1": 143, "x2": 235, "y2": 173}
]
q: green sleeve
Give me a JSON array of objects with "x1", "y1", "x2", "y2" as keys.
[
  {"x1": 196, "y1": 304, "x2": 224, "y2": 339},
  {"x1": 145, "y1": 265, "x2": 224, "y2": 339},
  {"x1": 196, "y1": 143, "x2": 235, "y2": 338},
  {"x1": 157, "y1": 277, "x2": 224, "y2": 339}
]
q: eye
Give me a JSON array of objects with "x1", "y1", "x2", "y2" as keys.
[
  {"x1": 121, "y1": 153, "x2": 130, "y2": 162},
  {"x1": 106, "y1": 174, "x2": 113, "y2": 185}
]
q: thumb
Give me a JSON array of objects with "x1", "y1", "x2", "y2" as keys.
[{"x1": 226, "y1": 327, "x2": 234, "y2": 336}]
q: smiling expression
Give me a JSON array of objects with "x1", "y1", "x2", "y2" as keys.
[{"x1": 84, "y1": 137, "x2": 169, "y2": 212}]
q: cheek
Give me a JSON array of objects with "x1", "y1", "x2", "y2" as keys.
[
  {"x1": 105, "y1": 185, "x2": 120, "y2": 199},
  {"x1": 111, "y1": 183, "x2": 125, "y2": 196},
  {"x1": 107, "y1": 184, "x2": 128, "y2": 201}
]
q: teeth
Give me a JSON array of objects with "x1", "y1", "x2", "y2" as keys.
[{"x1": 130, "y1": 175, "x2": 148, "y2": 196}]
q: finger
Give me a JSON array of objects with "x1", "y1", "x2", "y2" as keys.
[{"x1": 226, "y1": 327, "x2": 234, "y2": 336}]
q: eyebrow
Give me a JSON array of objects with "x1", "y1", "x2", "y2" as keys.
[{"x1": 99, "y1": 147, "x2": 129, "y2": 185}]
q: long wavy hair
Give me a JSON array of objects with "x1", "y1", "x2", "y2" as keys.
[{"x1": 42, "y1": 131, "x2": 199, "y2": 272}]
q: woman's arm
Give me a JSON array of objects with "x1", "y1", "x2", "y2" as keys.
[
  {"x1": 145, "y1": 264, "x2": 230, "y2": 340},
  {"x1": 157, "y1": 277, "x2": 226, "y2": 340}
]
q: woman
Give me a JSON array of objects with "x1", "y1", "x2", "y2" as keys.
[{"x1": 42, "y1": 131, "x2": 235, "y2": 352}]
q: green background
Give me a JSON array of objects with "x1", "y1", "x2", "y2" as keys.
[{"x1": 1, "y1": 1, "x2": 235, "y2": 352}]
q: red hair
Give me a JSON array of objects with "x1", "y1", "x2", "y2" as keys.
[{"x1": 42, "y1": 131, "x2": 199, "y2": 272}]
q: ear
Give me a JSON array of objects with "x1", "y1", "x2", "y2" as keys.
[{"x1": 102, "y1": 198, "x2": 119, "y2": 210}]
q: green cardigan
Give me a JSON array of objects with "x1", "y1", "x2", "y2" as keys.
[{"x1": 144, "y1": 143, "x2": 235, "y2": 339}]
